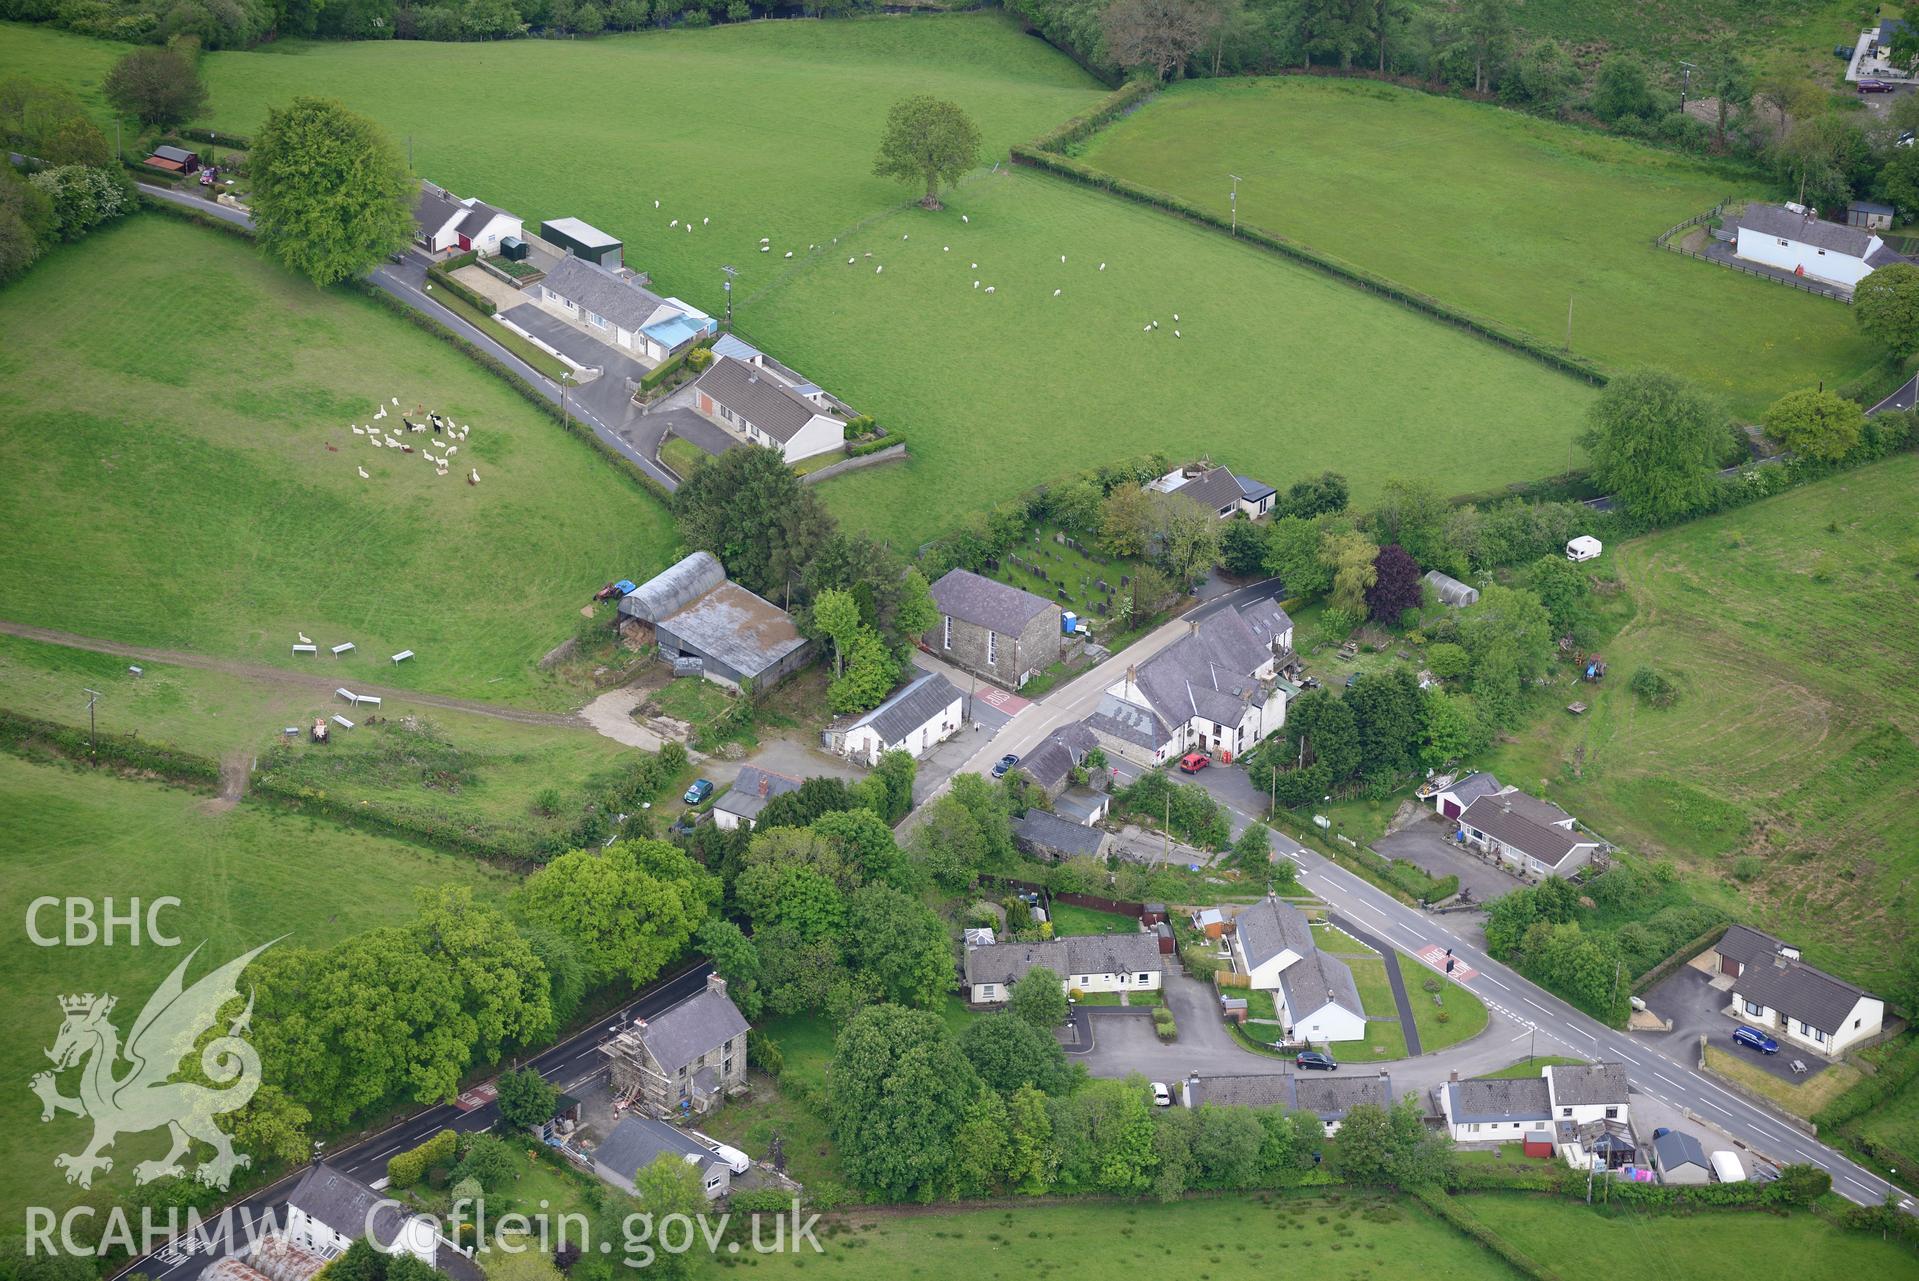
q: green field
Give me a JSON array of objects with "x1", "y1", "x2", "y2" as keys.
[
  {"x1": 0, "y1": 754, "x2": 514, "y2": 1217},
  {"x1": 1080, "y1": 78, "x2": 1886, "y2": 417},
  {"x1": 1485, "y1": 454, "x2": 1919, "y2": 989},
  {"x1": 0, "y1": 215, "x2": 679, "y2": 705},
  {"x1": 1514, "y1": 0, "x2": 1859, "y2": 79}
]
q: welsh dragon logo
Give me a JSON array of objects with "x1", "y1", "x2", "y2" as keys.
[{"x1": 31, "y1": 941, "x2": 274, "y2": 1190}]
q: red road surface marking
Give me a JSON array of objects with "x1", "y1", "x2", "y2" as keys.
[
  {"x1": 975, "y1": 686, "x2": 1030, "y2": 715},
  {"x1": 1416, "y1": 944, "x2": 1477, "y2": 982},
  {"x1": 453, "y1": 1082, "x2": 498, "y2": 1112}
]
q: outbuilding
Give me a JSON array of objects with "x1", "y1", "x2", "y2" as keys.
[
  {"x1": 838, "y1": 669, "x2": 963, "y2": 765},
  {"x1": 1848, "y1": 201, "x2": 1895, "y2": 231},
  {"x1": 540, "y1": 216, "x2": 623, "y2": 268},
  {"x1": 616, "y1": 552, "x2": 811, "y2": 692},
  {"x1": 145, "y1": 144, "x2": 201, "y2": 173},
  {"x1": 1423, "y1": 570, "x2": 1480, "y2": 608}
]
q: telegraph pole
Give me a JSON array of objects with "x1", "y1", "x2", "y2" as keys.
[
  {"x1": 83, "y1": 688, "x2": 101, "y2": 747},
  {"x1": 720, "y1": 264, "x2": 738, "y2": 329},
  {"x1": 1678, "y1": 60, "x2": 1697, "y2": 111},
  {"x1": 1229, "y1": 174, "x2": 1243, "y2": 234}
]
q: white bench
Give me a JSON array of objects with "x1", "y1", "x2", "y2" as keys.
[
  {"x1": 392, "y1": 650, "x2": 414, "y2": 664},
  {"x1": 336, "y1": 687, "x2": 357, "y2": 704},
  {"x1": 293, "y1": 644, "x2": 317, "y2": 655},
  {"x1": 358, "y1": 694, "x2": 382, "y2": 708},
  {"x1": 332, "y1": 714, "x2": 355, "y2": 729},
  {"x1": 332, "y1": 642, "x2": 355, "y2": 655}
]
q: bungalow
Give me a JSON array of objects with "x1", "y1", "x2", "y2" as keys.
[
  {"x1": 962, "y1": 933, "x2": 1162, "y2": 1005},
  {"x1": 598, "y1": 974, "x2": 749, "y2": 1119},
  {"x1": 591, "y1": 1114, "x2": 731, "y2": 1201},
  {"x1": 1179, "y1": 1071, "x2": 1394, "y2": 1136},
  {"x1": 1438, "y1": 1075, "x2": 1552, "y2": 1143},
  {"x1": 285, "y1": 1164, "x2": 438, "y2": 1264},
  {"x1": 616, "y1": 552, "x2": 812, "y2": 692},
  {"x1": 837, "y1": 669, "x2": 963, "y2": 765},
  {"x1": 1428, "y1": 771, "x2": 1502, "y2": 820},
  {"x1": 1456, "y1": 786, "x2": 1602, "y2": 878},
  {"x1": 1733, "y1": 203, "x2": 1909, "y2": 291},
  {"x1": 711, "y1": 765, "x2": 802, "y2": 831},
  {"x1": 1084, "y1": 599, "x2": 1295, "y2": 767},
  {"x1": 144, "y1": 144, "x2": 200, "y2": 173},
  {"x1": 537, "y1": 255, "x2": 715, "y2": 364},
  {"x1": 1278, "y1": 950, "x2": 1368, "y2": 1044},
  {"x1": 1229, "y1": 896, "x2": 1315, "y2": 990},
  {"x1": 1148, "y1": 464, "x2": 1277, "y2": 519},
  {"x1": 1652, "y1": 1130, "x2": 1711, "y2": 1185},
  {"x1": 926, "y1": 569, "x2": 1063, "y2": 690},
  {"x1": 1713, "y1": 924, "x2": 1884, "y2": 1056},
  {"x1": 1012, "y1": 808, "x2": 1108, "y2": 861},
  {"x1": 413, "y1": 180, "x2": 522, "y2": 256},
  {"x1": 690, "y1": 356, "x2": 846, "y2": 464}
]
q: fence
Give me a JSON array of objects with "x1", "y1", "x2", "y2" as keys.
[
  {"x1": 976, "y1": 874, "x2": 1146, "y2": 920},
  {"x1": 1655, "y1": 199, "x2": 1855, "y2": 303},
  {"x1": 798, "y1": 443, "x2": 906, "y2": 485}
]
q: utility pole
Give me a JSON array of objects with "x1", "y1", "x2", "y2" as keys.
[
  {"x1": 1229, "y1": 174, "x2": 1243, "y2": 234},
  {"x1": 559, "y1": 371, "x2": 572, "y2": 430},
  {"x1": 720, "y1": 264, "x2": 738, "y2": 329},
  {"x1": 1678, "y1": 60, "x2": 1697, "y2": 111},
  {"x1": 1164, "y1": 790, "x2": 1172, "y2": 862},
  {"x1": 83, "y1": 688, "x2": 101, "y2": 747},
  {"x1": 1565, "y1": 294, "x2": 1574, "y2": 351},
  {"x1": 407, "y1": 135, "x2": 414, "y2": 169}
]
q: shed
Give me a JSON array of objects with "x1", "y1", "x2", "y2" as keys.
[
  {"x1": 1652, "y1": 1130, "x2": 1711, "y2": 1185},
  {"x1": 540, "y1": 217, "x2": 623, "y2": 268},
  {"x1": 1523, "y1": 1131, "x2": 1555, "y2": 1159},
  {"x1": 1423, "y1": 570, "x2": 1480, "y2": 608},
  {"x1": 1848, "y1": 201, "x2": 1895, "y2": 230},
  {"x1": 146, "y1": 144, "x2": 201, "y2": 172},
  {"x1": 1153, "y1": 920, "x2": 1175, "y2": 954}
]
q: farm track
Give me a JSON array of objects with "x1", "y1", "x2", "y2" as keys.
[{"x1": 0, "y1": 620, "x2": 588, "y2": 730}]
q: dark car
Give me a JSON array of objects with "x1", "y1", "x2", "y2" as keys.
[
  {"x1": 1859, "y1": 79, "x2": 1895, "y2": 93},
  {"x1": 682, "y1": 778, "x2": 714, "y2": 806},
  {"x1": 1732, "y1": 1025, "x2": 1780, "y2": 1054},
  {"x1": 991, "y1": 753, "x2": 1020, "y2": 779},
  {"x1": 1295, "y1": 1051, "x2": 1338, "y2": 1072}
]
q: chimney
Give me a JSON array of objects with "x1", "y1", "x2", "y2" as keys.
[
  {"x1": 758, "y1": 775, "x2": 770, "y2": 797},
  {"x1": 1126, "y1": 664, "x2": 1137, "y2": 690},
  {"x1": 1778, "y1": 943, "x2": 1801, "y2": 962},
  {"x1": 1449, "y1": 1069, "x2": 1459, "y2": 1083},
  {"x1": 706, "y1": 973, "x2": 727, "y2": 999}
]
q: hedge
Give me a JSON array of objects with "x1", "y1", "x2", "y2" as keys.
[
  {"x1": 638, "y1": 335, "x2": 716, "y2": 392},
  {"x1": 179, "y1": 127, "x2": 250, "y2": 149},
  {"x1": 1410, "y1": 1187, "x2": 1568, "y2": 1281},
  {"x1": 138, "y1": 192, "x2": 255, "y2": 245},
  {"x1": 1009, "y1": 144, "x2": 1609, "y2": 389},
  {"x1": 848, "y1": 430, "x2": 906, "y2": 458},
  {"x1": 1631, "y1": 922, "x2": 1726, "y2": 994},
  {"x1": 1028, "y1": 80, "x2": 1158, "y2": 155},
  {"x1": 0, "y1": 709, "x2": 220, "y2": 788},
  {"x1": 387, "y1": 1127, "x2": 458, "y2": 1189},
  {"x1": 424, "y1": 259, "x2": 500, "y2": 321}
]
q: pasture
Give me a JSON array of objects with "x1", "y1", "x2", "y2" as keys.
[
  {"x1": 1484, "y1": 454, "x2": 1919, "y2": 989},
  {"x1": 0, "y1": 215, "x2": 679, "y2": 704},
  {"x1": 1079, "y1": 78, "x2": 1886, "y2": 417},
  {"x1": 0, "y1": 754, "x2": 513, "y2": 1218}
]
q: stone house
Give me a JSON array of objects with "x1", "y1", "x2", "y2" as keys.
[{"x1": 926, "y1": 569, "x2": 1062, "y2": 689}]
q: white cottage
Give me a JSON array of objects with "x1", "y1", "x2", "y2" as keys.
[
  {"x1": 837, "y1": 670, "x2": 963, "y2": 765},
  {"x1": 1733, "y1": 204, "x2": 1907, "y2": 291},
  {"x1": 284, "y1": 1165, "x2": 438, "y2": 1264}
]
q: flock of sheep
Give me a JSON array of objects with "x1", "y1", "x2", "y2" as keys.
[{"x1": 346, "y1": 397, "x2": 481, "y2": 485}]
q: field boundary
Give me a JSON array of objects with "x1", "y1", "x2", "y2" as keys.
[
  {"x1": 1010, "y1": 87, "x2": 1610, "y2": 388},
  {"x1": 0, "y1": 707, "x2": 220, "y2": 789}
]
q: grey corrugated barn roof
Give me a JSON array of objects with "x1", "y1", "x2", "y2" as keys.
[
  {"x1": 930, "y1": 568, "x2": 1056, "y2": 636},
  {"x1": 693, "y1": 356, "x2": 840, "y2": 444},
  {"x1": 850, "y1": 669, "x2": 961, "y2": 747},
  {"x1": 662, "y1": 581, "x2": 807, "y2": 682},
  {"x1": 635, "y1": 987, "x2": 749, "y2": 1076},
  {"x1": 1716, "y1": 924, "x2": 1874, "y2": 1035},
  {"x1": 620, "y1": 552, "x2": 726, "y2": 624}
]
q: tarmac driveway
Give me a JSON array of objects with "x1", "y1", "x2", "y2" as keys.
[
  {"x1": 1639, "y1": 964, "x2": 1830, "y2": 1083},
  {"x1": 1074, "y1": 970, "x2": 1275, "y2": 1080},
  {"x1": 1371, "y1": 820, "x2": 1518, "y2": 906}
]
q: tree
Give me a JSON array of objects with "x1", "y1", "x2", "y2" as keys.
[
  {"x1": 1193, "y1": 1104, "x2": 1264, "y2": 1187},
  {"x1": 1590, "y1": 55, "x2": 1656, "y2": 122},
  {"x1": 1347, "y1": 669, "x2": 1423, "y2": 777},
  {"x1": 1321, "y1": 528, "x2": 1380, "y2": 615},
  {"x1": 1218, "y1": 516, "x2": 1268, "y2": 578},
  {"x1": 1276, "y1": 471, "x2": 1348, "y2": 518},
  {"x1": 908, "y1": 792, "x2": 987, "y2": 890},
  {"x1": 1762, "y1": 387, "x2": 1864, "y2": 463},
  {"x1": 950, "y1": 1087, "x2": 1015, "y2": 1197},
  {"x1": 412, "y1": 887, "x2": 555, "y2": 1062},
  {"x1": 1283, "y1": 688, "x2": 1361, "y2": 781},
  {"x1": 737, "y1": 860, "x2": 845, "y2": 942},
  {"x1": 1701, "y1": 38, "x2": 1751, "y2": 152},
  {"x1": 495, "y1": 1066, "x2": 559, "y2": 1134},
  {"x1": 1230, "y1": 821, "x2": 1272, "y2": 869},
  {"x1": 1855, "y1": 261, "x2": 1919, "y2": 361},
  {"x1": 828, "y1": 626, "x2": 899, "y2": 713},
  {"x1": 1774, "y1": 114, "x2": 1868, "y2": 213},
  {"x1": 673, "y1": 445, "x2": 835, "y2": 603},
  {"x1": 1370, "y1": 478, "x2": 1457, "y2": 572},
  {"x1": 844, "y1": 883, "x2": 952, "y2": 1008},
  {"x1": 1099, "y1": 483, "x2": 1156, "y2": 557},
  {"x1": 1459, "y1": 0, "x2": 1510, "y2": 94},
  {"x1": 959, "y1": 1014, "x2": 1074, "y2": 1095},
  {"x1": 1419, "y1": 689, "x2": 1488, "y2": 769},
  {"x1": 629, "y1": 1154, "x2": 707, "y2": 1279},
  {"x1": 1579, "y1": 368, "x2": 1727, "y2": 524},
  {"x1": 1008, "y1": 965, "x2": 1069, "y2": 1030},
  {"x1": 694, "y1": 918, "x2": 765, "y2": 1019},
  {"x1": 1005, "y1": 1083, "x2": 1058, "y2": 1192},
  {"x1": 453, "y1": 1132, "x2": 519, "y2": 1191},
  {"x1": 1884, "y1": 143, "x2": 1919, "y2": 223},
  {"x1": 27, "y1": 166, "x2": 131, "y2": 241},
  {"x1": 872, "y1": 95, "x2": 980, "y2": 209},
  {"x1": 812, "y1": 587, "x2": 861, "y2": 677},
  {"x1": 250, "y1": 97, "x2": 413, "y2": 287},
  {"x1": 1526, "y1": 554, "x2": 1589, "y2": 636},
  {"x1": 103, "y1": 46, "x2": 207, "y2": 129},
  {"x1": 1264, "y1": 515, "x2": 1331, "y2": 598},
  {"x1": 894, "y1": 567, "x2": 939, "y2": 639},
  {"x1": 0, "y1": 79, "x2": 111, "y2": 166},
  {"x1": 830, "y1": 1005, "x2": 982, "y2": 1199},
  {"x1": 0, "y1": 166, "x2": 53, "y2": 285},
  {"x1": 1158, "y1": 497, "x2": 1222, "y2": 589},
  {"x1": 1101, "y1": 0, "x2": 1219, "y2": 82},
  {"x1": 1459, "y1": 584, "x2": 1553, "y2": 678},
  {"x1": 1364, "y1": 543, "x2": 1423, "y2": 623},
  {"x1": 517, "y1": 840, "x2": 714, "y2": 987}
]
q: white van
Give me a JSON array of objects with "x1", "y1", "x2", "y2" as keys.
[{"x1": 1710, "y1": 1150, "x2": 1746, "y2": 1183}]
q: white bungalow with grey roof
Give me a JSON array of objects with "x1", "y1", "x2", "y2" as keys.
[
  {"x1": 962, "y1": 934, "x2": 1162, "y2": 1005},
  {"x1": 536, "y1": 255, "x2": 715, "y2": 364},
  {"x1": 837, "y1": 669, "x2": 962, "y2": 765},
  {"x1": 599, "y1": 974, "x2": 749, "y2": 1118},
  {"x1": 1544, "y1": 1062, "x2": 1628, "y2": 1127},
  {"x1": 1734, "y1": 204, "x2": 1909, "y2": 291},
  {"x1": 1180, "y1": 1071, "x2": 1394, "y2": 1136},
  {"x1": 691, "y1": 356, "x2": 847, "y2": 464},
  {"x1": 617, "y1": 552, "x2": 811, "y2": 691},
  {"x1": 1277, "y1": 950, "x2": 1367, "y2": 1043},
  {"x1": 1457, "y1": 786, "x2": 1602, "y2": 879},
  {"x1": 414, "y1": 180, "x2": 522, "y2": 256},
  {"x1": 712, "y1": 765, "x2": 802, "y2": 831},
  {"x1": 927, "y1": 569, "x2": 1063, "y2": 689},
  {"x1": 1149, "y1": 465, "x2": 1277, "y2": 520},
  {"x1": 591, "y1": 1114, "x2": 731, "y2": 1200},
  {"x1": 1229, "y1": 896, "x2": 1315, "y2": 989},
  {"x1": 1713, "y1": 924, "x2": 1884, "y2": 1056},
  {"x1": 285, "y1": 1164, "x2": 438, "y2": 1264},
  {"x1": 1438, "y1": 1076, "x2": 1553, "y2": 1143}
]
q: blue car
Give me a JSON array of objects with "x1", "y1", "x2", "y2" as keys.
[
  {"x1": 1732, "y1": 1025, "x2": 1779, "y2": 1055},
  {"x1": 682, "y1": 778, "x2": 714, "y2": 806}
]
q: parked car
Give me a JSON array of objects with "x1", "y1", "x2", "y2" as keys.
[
  {"x1": 1177, "y1": 751, "x2": 1210, "y2": 774},
  {"x1": 1859, "y1": 79, "x2": 1895, "y2": 93},
  {"x1": 1732, "y1": 1025, "x2": 1780, "y2": 1054},
  {"x1": 991, "y1": 753, "x2": 1020, "y2": 779},
  {"x1": 682, "y1": 778, "x2": 714, "y2": 806},
  {"x1": 1151, "y1": 1081, "x2": 1173, "y2": 1107},
  {"x1": 1295, "y1": 1050, "x2": 1338, "y2": 1071}
]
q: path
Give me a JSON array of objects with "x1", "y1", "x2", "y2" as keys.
[{"x1": 577, "y1": 688, "x2": 668, "y2": 751}]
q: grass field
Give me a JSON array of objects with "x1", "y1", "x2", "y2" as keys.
[
  {"x1": 1047, "y1": 903, "x2": 1138, "y2": 937},
  {"x1": 1483, "y1": 453, "x2": 1919, "y2": 990},
  {"x1": 1476, "y1": 1056, "x2": 1586, "y2": 1080},
  {"x1": 1513, "y1": 0, "x2": 1859, "y2": 80},
  {"x1": 1079, "y1": 78, "x2": 1887, "y2": 417},
  {"x1": 0, "y1": 216, "x2": 679, "y2": 706},
  {"x1": 0, "y1": 754, "x2": 514, "y2": 1218}
]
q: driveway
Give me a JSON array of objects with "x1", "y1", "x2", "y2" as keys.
[
  {"x1": 1076, "y1": 970, "x2": 1276, "y2": 1080},
  {"x1": 1371, "y1": 820, "x2": 1519, "y2": 906},
  {"x1": 1639, "y1": 964, "x2": 1832, "y2": 1084}
]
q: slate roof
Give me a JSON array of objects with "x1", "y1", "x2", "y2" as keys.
[
  {"x1": 1294, "y1": 1072, "x2": 1393, "y2": 1120},
  {"x1": 414, "y1": 181, "x2": 464, "y2": 237},
  {"x1": 456, "y1": 199, "x2": 513, "y2": 237},
  {"x1": 660, "y1": 581, "x2": 807, "y2": 682},
  {"x1": 1716, "y1": 924, "x2": 1875, "y2": 1034},
  {"x1": 963, "y1": 934, "x2": 1161, "y2": 987},
  {"x1": 634, "y1": 987, "x2": 749, "y2": 1076},
  {"x1": 1738, "y1": 204, "x2": 1877, "y2": 258},
  {"x1": 1182, "y1": 1073, "x2": 1293, "y2": 1109},
  {"x1": 1126, "y1": 606, "x2": 1277, "y2": 733},
  {"x1": 1162, "y1": 466, "x2": 1246, "y2": 516},
  {"x1": 1019, "y1": 720, "x2": 1100, "y2": 792},
  {"x1": 1232, "y1": 897, "x2": 1314, "y2": 972},
  {"x1": 1053, "y1": 787, "x2": 1107, "y2": 826},
  {"x1": 1278, "y1": 949, "x2": 1364, "y2": 1020},
  {"x1": 1545, "y1": 1062, "x2": 1628, "y2": 1108},
  {"x1": 287, "y1": 1164, "x2": 409, "y2": 1246},
  {"x1": 849, "y1": 670, "x2": 961, "y2": 747},
  {"x1": 151, "y1": 144, "x2": 197, "y2": 165},
  {"x1": 693, "y1": 356, "x2": 840, "y2": 444},
  {"x1": 1444, "y1": 772, "x2": 1504, "y2": 807},
  {"x1": 1459, "y1": 789, "x2": 1594, "y2": 868},
  {"x1": 713, "y1": 766, "x2": 802, "y2": 823},
  {"x1": 592, "y1": 1114, "x2": 726, "y2": 1184},
  {"x1": 1084, "y1": 691, "x2": 1169, "y2": 750},
  {"x1": 930, "y1": 568, "x2": 1056, "y2": 637},
  {"x1": 1445, "y1": 1078, "x2": 1553, "y2": 1125},
  {"x1": 543, "y1": 254, "x2": 669, "y2": 332},
  {"x1": 1653, "y1": 1129, "x2": 1708, "y2": 1172},
  {"x1": 1235, "y1": 473, "x2": 1276, "y2": 503},
  {"x1": 1013, "y1": 809, "x2": 1107, "y2": 859}
]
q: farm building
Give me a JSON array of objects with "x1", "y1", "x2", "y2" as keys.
[
  {"x1": 690, "y1": 355, "x2": 847, "y2": 464},
  {"x1": 1012, "y1": 808, "x2": 1109, "y2": 860},
  {"x1": 927, "y1": 568, "x2": 1063, "y2": 689},
  {"x1": 1848, "y1": 201, "x2": 1895, "y2": 230},
  {"x1": 1713, "y1": 925, "x2": 1884, "y2": 1056},
  {"x1": 832, "y1": 669, "x2": 963, "y2": 764},
  {"x1": 1732, "y1": 203, "x2": 1908, "y2": 290},
  {"x1": 536, "y1": 255, "x2": 715, "y2": 364},
  {"x1": 539, "y1": 216, "x2": 623, "y2": 268},
  {"x1": 962, "y1": 933, "x2": 1162, "y2": 1005},
  {"x1": 597, "y1": 973, "x2": 748, "y2": 1120},
  {"x1": 711, "y1": 765, "x2": 802, "y2": 831},
  {"x1": 413, "y1": 180, "x2": 522, "y2": 255},
  {"x1": 616, "y1": 552, "x2": 811, "y2": 691},
  {"x1": 144, "y1": 144, "x2": 200, "y2": 172},
  {"x1": 590, "y1": 1114, "x2": 731, "y2": 1200},
  {"x1": 1424, "y1": 570, "x2": 1479, "y2": 607},
  {"x1": 1455, "y1": 786, "x2": 1602, "y2": 879}
]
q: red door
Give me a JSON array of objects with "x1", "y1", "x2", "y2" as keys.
[{"x1": 1442, "y1": 799, "x2": 1461, "y2": 818}]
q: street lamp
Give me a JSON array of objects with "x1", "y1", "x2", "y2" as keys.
[{"x1": 720, "y1": 264, "x2": 738, "y2": 330}]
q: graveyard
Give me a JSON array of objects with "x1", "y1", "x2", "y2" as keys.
[{"x1": 983, "y1": 524, "x2": 1157, "y2": 649}]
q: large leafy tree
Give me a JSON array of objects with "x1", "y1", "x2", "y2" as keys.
[
  {"x1": 830, "y1": 1005, "x2": 982, "y2": 1199},
  {"x1": 495, "y1": 1066, "x2": 559, "y2": 1134},
  {"x1": 1761, "y1": 386, "x2": 1865, "y2": 463},
  {"x1": 1007, "y1": 965, "x2": 1070, "y2": 1029},
  {"x1": 412, "y1": 887, "x2": 555, "y2": 1059},
  {"x1": 1158, "y1": 498, "x2": 1223, "y2": 590},
  {"x1": 958, "y1": 1014, "x2": 1075, "y2": 1095},
  {"x1": 629, "y1": 1154, "x2": 708, "y2": 1280},
  {"x1": 872, "y1": 94, "x2": 980, "y2": 209},
  {"x1": 673, "y1": 445, "x2": 835, "y2": 604},
  {"x1": 1363, "y1": 543, "x2": 1423, "y2": 623},
  {"x1": 516, "y1": 840, "x2": 714, "y2": 987},
  {"x1": 1263, "y1": 515, "x2": 1332, "y2": 598},
  {"x1": 1855, "y1": 261, "x2": 1919, "y2": 361},
  {"x1": 812, "y1": 587, "x2": 861, "y2": 678},
  {"x1": 694, "y1": 918, "x2": 766, "y2": 1019},
  {"x1": 1321, "y1": 528, "x2": 1380, "y2": 615},
  {"x1": 1579, "y1": 368, "x2": 1727, "y2": 524},
  {"x1": 103, "y1": 45, "x2": 207, "y2": 129},
  {"x1": 1347, "y1": 668, "x2": 1423, "y2": 777},
  {"x1": 1218, "y1": 516, "x2": 1268, "y2": 578},
  {"x1": 827, "y1": 625, "x2": 899, "y2": 714},
  {"x1": 0, "y1": 167, "x2": 54, "y2": 285},
  {"x1": 843, "y1": 883, "x2": 952, "y2": 1008},
  {"x1": 1101, "y1": 0, "x2": 1220, "y2": 82},
  {"x1": 1282, "y1": 689, "x2": 1361, "y2": 781},
  {"x1": 28, "y1": 166, "x2": 131, "y2": 241},
  {"x1": 250, "y1": 96, "x2": 413, "y2": 286}
]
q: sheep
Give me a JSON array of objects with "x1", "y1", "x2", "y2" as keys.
[
  {"x1": 1053, "y1": 289, "x2": 1061, "y2": 297},
  {"x1": 1174, "y1": 330, "x2": 1181, "y2": 338},
  {"x1": 352, "y1": 426, "x2": 365, "y2": 435},
  {"x1": 298, "y1": 632, "x2": 311, "y2": 644},
  {"x1": 962, "y1": 215, "x2": 969, "y2": 222},
  {"x1": 357, "y1": 467, "x2": 369, "y2": 479},
  {"x1": 985, "y1": 286, "x2": 995, "y2": 293},
  {"x1": 1173, "y1": 313, "x2": 1179, "y2": 321},
  {"x1": 848, "y1": 258, "x2": 856, "y2": 265},
  {"x1": 670, "y1": 219, "x2": 677, "y2": 227},
  {"x1": 703, "y1": 217, "x2": 710, "y2": 226},
  {"x1": 469, "y1": 468, "x2": 480, "y2": 485},
  {"x1": 390, "y1": 397, "x2": 399, "y2": 407},
  {"x1": 446, "y1": 444, "x2": 458, "y2": 456},
  {"x1": 784, "y1": 251, "x2": 793, "y2": 258},
  {"x1": 1060, "y1": 255, "x2": 1066, "y2": 263},
  {"x1": 875, "y1": 265, "x2": 883, "y2": 274},
  {"x1": 973, "y1": 280, "x2": 980, "y2": 289}
]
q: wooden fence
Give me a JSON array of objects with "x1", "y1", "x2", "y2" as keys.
[{"x1": 1655, "y1": 199, "x2": 1854, "y2": 303}]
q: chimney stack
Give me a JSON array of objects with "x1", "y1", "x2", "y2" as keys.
[
  {"x1": 1449, "y1": 1069, "x2": 1459, "y2": 1083},
  {"x1": 706, "y1": 973, "x2": 728, "y2": 999}
]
